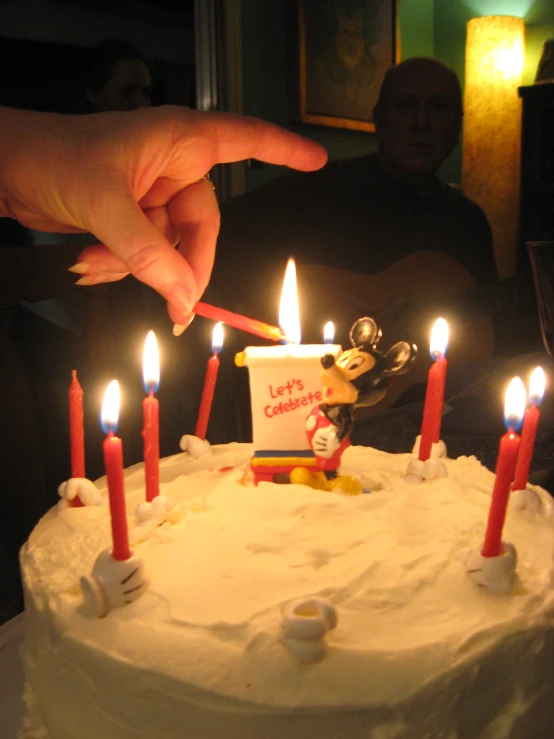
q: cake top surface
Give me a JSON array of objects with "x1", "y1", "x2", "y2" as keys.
[{"x1": 22, "y1": 443, "x2": 554, "y2": 709}]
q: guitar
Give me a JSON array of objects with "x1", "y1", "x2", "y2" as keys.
[{"x1": 296, "y1": 252, "x2": 537, "y2": 416}]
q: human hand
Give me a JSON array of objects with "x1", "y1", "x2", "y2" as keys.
[{"x1": 0, "y1": 106, "x2": 327, "y2": 324}]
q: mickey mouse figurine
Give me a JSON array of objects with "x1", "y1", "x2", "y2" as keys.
[{"x1": 291, "y1": 317, "x2": 416, "y2": 494}]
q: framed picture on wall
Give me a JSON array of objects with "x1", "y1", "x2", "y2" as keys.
[{"x1": 298, "y1": 0, "x2": 398, "y2": 132}]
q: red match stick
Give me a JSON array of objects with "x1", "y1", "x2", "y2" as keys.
[{"x1": 174, "y1": 302, "x2": 288, "y2": 342}]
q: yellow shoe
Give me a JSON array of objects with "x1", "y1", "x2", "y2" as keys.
[
  {"x1": 329, "y1": 475, "x2": 363, "y2": 496},
  {"x1": 290, "y1": 468, "x2": 331, "y2": 491}
]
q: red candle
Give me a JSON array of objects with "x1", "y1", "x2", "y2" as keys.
[
  {"x1": 194, "y1": 302, "x2": 285, "y2": 342},
  {"x1": 142, "y1": 331, "x2": 160, "y2": 502},
  {"x1": 513, "y1": 367, "x2": 546, "y2": 491},
  {"x1": 68, "y1": 369, "x2": 85, "y2": 507},
  {"x1": 482, "y1": 377, "x2": 526, "y2": 558},
  {"x1": 195, "y1": 322, "x2": 224, "y2": 440},
  {"x1": 101, "y1": 380, "x2": 131, "y2": 561},
  {"x1": 419, "y1": 318, "x2": 449, "y2": 462}
]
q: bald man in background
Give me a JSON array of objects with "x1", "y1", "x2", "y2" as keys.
[{"x1": 212, "y1": 57, "x2": 498, "y2": 334}]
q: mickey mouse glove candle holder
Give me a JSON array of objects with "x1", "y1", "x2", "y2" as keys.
[{"x1": 81, "y1": 549, "x2": 149, "y2": 618}]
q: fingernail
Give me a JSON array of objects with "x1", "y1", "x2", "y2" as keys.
[
  {"x1": 74, "y1": 276, "x2": 94, "y2": 286},
  {"x1": 171, "y1": 283, "x2": 195, "y2": 316},
  {"x1": 68, "y1": 262, "x2": 90, "y2": 274},
  {"x1": 173, "y1": 315, "x2": 195, "y2": 337}
]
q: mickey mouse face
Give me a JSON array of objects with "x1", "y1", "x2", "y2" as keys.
[
  {"x1": 321, "y1": 348, "x2": 377, "y2": 406},
  {"x1": 336, "y1": 348, "x2": 376, "y2": 380}
]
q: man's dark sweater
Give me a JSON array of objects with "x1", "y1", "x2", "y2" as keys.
[{"x1": 213, "y1": 153, "x2": 497, "y2": 299}]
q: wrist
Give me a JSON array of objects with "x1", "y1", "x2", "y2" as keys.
[{"x1": 0, "y1": 107, "x2": 34, "y2": 218}]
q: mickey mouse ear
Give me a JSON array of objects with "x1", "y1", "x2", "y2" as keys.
[
  {"x1": 350, "y1": 317, "x2": 381, "y2": 347},
  {"x1": 384, "y1": 341, "x2": 417, "y2": 375}
]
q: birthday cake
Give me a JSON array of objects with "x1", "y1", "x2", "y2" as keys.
[{"x1": 18, "y1": 440, "x2": 554, "y2": 739}]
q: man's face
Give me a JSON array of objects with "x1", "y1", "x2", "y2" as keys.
[
  {"x1": 374, "y1": 63, "x2": 461, "y2": 175},
  {"x1": 92, "y1": 58, "x2": 152, "y2": 112}
]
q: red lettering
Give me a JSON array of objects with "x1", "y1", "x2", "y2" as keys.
[{"x1": 264, "y1": 389, "x2": 321, "y2": 418}]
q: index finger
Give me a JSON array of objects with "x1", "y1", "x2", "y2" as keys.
[{"x1": 190, "y1": 111, "x2": 328, "y2": 172}]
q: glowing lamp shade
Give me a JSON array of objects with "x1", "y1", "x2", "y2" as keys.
[
  {"x1": 429, "y1": 318, "x2": 449, "y2": 359},
  {"x1": 529, "y1": 366, "x2": 546, "y2": 406},
  {"x1": 504, "y1": 376, "x2": 526, "y2": 431},
  {"x1": 324, "y1": 321, "x2": 335, "y2": 344},
  {"x1": 101, "y1": 380, "x2": 120, "y2": 435},
  {"x1": 279, "y1": 258, "x2": 301, "y2": 344},
  {"x1": 211, "y1": 321, "x2": 224, "y2": 354},
  {"x1": 142, "y1": 331, "x2": 160, "y2": 394},
  {"x1": 462, "y1": 16, "x2": 525, "y2": 279}
]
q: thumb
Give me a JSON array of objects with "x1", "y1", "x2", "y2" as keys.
[{"x1": 89, "y1": 192, "x2": 198, "y2": 321}]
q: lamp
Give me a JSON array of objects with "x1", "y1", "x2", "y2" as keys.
[{"x1": 462, "y1": 16, "x2": 525, "y2": 280}]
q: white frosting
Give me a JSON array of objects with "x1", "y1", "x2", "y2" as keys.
[{"x1": 19, "y1": 443, "x2": 554, "y2": 739}]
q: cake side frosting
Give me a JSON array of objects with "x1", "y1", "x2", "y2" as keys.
[{"x1": 19, "y1": 443, "x2": 554, "y2": 739}]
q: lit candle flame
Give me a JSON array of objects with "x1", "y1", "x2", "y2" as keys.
[
  {"x1": 429, "y1": 318, "x2": 448, "y2": 359},
  {"x1": 323, "y1": 321, "x2": 334, "y2": 344},
  {"x1": 279, "y1": 258, "x2": 301, "y2": 344},
  {"x1": 529, "y1": 366, "x2": 546, "y2": 407},
  {"x1": 504, "y1": 376, "x2": 526, "y2": 432},
  {"x1": 211, "y1": 322, "x2": 224, "y2": 355},
  {"x1": 101, "y1": 380, "x2": 120, "y2": 435},
  {"x1": 142, "y1": 330, "x2": 160, "y2": 394}
]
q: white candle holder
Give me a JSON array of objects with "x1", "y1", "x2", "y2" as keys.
[
  {"x1": 461, "y1": 542, "x2": 517, "y2": 594},
  {"x1": 405, "y1": 436, "x2": 448, "y2": 483},
  {"x1": 281, "y1": 597, "x2": 338, "y2": 663},
  {"x1": 81, "y1": 549, "x2": 149, "y2": 618},
  {"x1": 58, "y1": 477, "x2": 103, "y2": 507}
]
